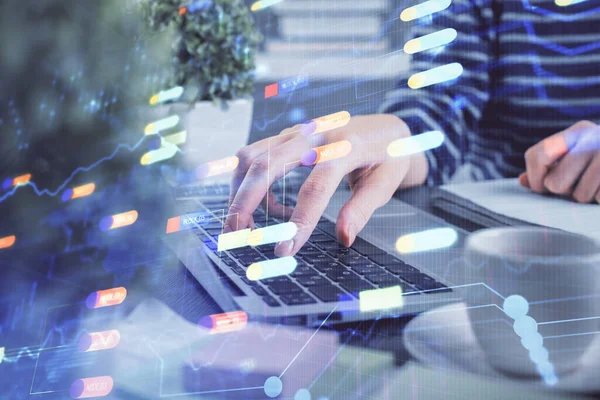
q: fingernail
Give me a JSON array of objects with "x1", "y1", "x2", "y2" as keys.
[{"x1": 274, "y1": 240, "x2": 294, "y2": 257}]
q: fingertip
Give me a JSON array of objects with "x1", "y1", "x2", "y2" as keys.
[
  {"x1": 518, "y1": 173, "x2": 530, "y2": 188},
  {"x1": 274, "y1": 239, "x2": 294, "y2": 257}
]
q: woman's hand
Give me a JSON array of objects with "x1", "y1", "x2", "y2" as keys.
[
  {"x1": 520, "y1": 120, "x2": 600, "y2": 203},
  {"x1": 223, "y1": 114, "x2": 428, "y2": 257}
]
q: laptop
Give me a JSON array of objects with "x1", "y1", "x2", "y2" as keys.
[{"x1": 162, "y1": 110, "x2": 465, "y2": 326}]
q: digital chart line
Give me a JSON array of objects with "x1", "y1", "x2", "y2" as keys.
[
  {"x1": 279, "y1": 304, "x2": 339, "y2": 378},
  {"x1": 0, "y1": 135, "x2": 147, "y2": 203}
]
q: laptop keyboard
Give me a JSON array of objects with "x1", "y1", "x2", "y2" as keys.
[{"x1": 189, "y1": 198, "x2": 451, "y2": 308}]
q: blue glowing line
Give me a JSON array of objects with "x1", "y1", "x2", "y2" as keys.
[
  {"x1": 538, "y1": 315, "x2": 600, "y2": 326},
  {"x1": 160, "y1": 387, "x2": 264, "y2": 397},
  {"x1": 544, "y1": 330, "x2": 600, "y2": 340},
  {"x1": 0, "y1": 136, "x2": 146, "y2": 203}
]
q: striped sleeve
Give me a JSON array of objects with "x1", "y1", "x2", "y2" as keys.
[{"x1": 380, "y1": 0, "x2": 494, "y2": 185}]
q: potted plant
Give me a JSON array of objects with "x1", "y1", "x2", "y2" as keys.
[{"x1": 145, "y1": 0, "x2": 262, "y2": 167}]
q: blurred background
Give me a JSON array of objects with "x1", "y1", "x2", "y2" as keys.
[{"x1": 0, "y1": 0, "x2": 413, "y2": 188}]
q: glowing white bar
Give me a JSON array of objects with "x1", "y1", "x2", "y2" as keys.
[
  {"x1": 144, "y1": 115, "x2": 180, "y2": 135},
  {"x1": 408, "y1": 63, "x2": 463, "y2": 89},
  {"x1": 555, "y1": 0, "x2": 587, "y2": 6},
  {"x1": 396, "y1": 228, "x2": 458, "y2": 254},
  {"x1": 251, "y1": 0, "x2": 284, "y2": 12},
  {"x1": 248, "y1": 222, "x2": 297, "y2": 247},
  {"x1": 404, "y1": 28, "x2": 457, "y2": 54},
  {"x1": 149, "y1": 86, "x2": 184, "y2": 105},
  {"x1": 388, "y1": 131, "x2": 444, "y2": 157},
  {"x1": 360, "y1": 286, "x2": 404, "y2": 312},
  {"x1": 140, "y1": 144, "x2": 178, "y2": 165},
  {"x1": 162, "y1": 130, "x2": 187, "y2": 146},
  {"x1": 400, "y1": 0, "x2": 452, "y2": 22},
  {"x1": 218, "y1": 229, "x2": 251, "y2": 252},
  {"x1": 246, "y1": 257, "x2": 297, "y2": 281}
]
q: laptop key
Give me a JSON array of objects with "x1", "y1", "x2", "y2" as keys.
[
  {"x1": 327, "y1": 248, "x2": 359, "y2": 259},
  {"x1": 267, "y1": 281, "x2": 303, "y2": 295},
  {"x1": 298, "y1": 246, "x2": 321, "y2": 257},
  {"x1": 230, "y1": 265, "x2": 246, "y2": 276},
  {"x1": 263, "y1": 276, "x2": 291, "y2": 285},
  {"x1": 205, "y1": 227, "x2": 224, "y2": 236},
  {"x1": 262, "y1": 295, "x2": 281, "y2": 307},
  {"x1": 303, "y1": 253, "x2": 331, "y2": 264},
  {"x1": 338, "y1": 279, "x2": 375, "y2": 295},
  {"x1": 204, "y1": 240, "x2": 218, "y2": 251},
  {"x1": 296, "y1": 275, "x2": 330, "y2": 287},
  {"x1": 313, "y1": 261, "x2": 343, "y2": 274},
  {"x1": 310, "y1": 234, "x2": 332, "y2": 243},
  {"x1": 316, "y1": 221, "x2": 337, "y2": 237},
  {"x1": 365, "y1": 274, "x2": 412, "y2": 293},
  {"x1": 256, "y1": 243, "x2": 276, "y2": 251},
  {"x1": 368, "y1": 254, "x2": 405, "y2": 266},
  {"x1": 241, "y1": 277, "x2": 257, "y2": 286},
  {"x1": 219, "y1": 257, "x2": 236, "y2": 267},
  {"x1": 338, "y1": 254, "x2": 366, "y2": 266},
  {"x1": 385, "y1": 263, "x2": 418, "y2": 275},
  {"x1": 309, "y1": 286, "x2": 350, "y2": 302},
  {"x1": 227, "y1": 247, "x2": 254, "y2": 257},
  {"x1": 326, "y1": 269, "x2": 360, "y2": 282},
  {"x1": 352, "y1": 237, "x2": 387, "y2": 256},
  {"x1": 351, "y1": 262, "x2": 382, "y2": 275},
  {"x1": 414, "y1": 277, "x2": 452, "y2": 293},
  {"x1": 400, "y1": 273, "x2": 429, "y2": 285},
  {"x1": 290, "y1": 266, "x2": 319, "y2": 277},
  {"x1": 280, "y1": 292, "x2": 317, "y2": 306},
  {"x1": 252, "y1": 286, "x2": 267, "y2": 296},
  {"x1": 237, "y1": 254, "x2": 265, "y2": 266}
]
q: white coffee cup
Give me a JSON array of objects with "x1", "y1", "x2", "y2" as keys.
[{"x1": 463, "y1": 227, "x2": 600, "y2": 381}]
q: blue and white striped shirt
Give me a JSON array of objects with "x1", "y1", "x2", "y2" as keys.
[{"x1": 380, "y1": 0, "x2": 600, "y2": 185}]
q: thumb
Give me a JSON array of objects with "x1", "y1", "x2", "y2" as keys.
[{"x1": 336, "y1": 167, "x2": 400, "y2": 247}]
